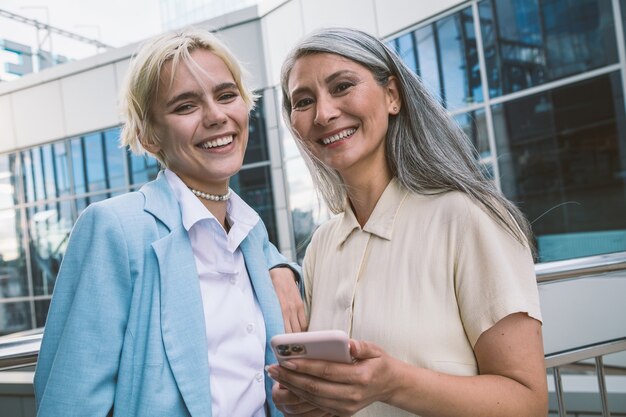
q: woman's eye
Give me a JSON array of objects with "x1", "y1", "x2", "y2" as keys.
[
  {"x1": 293, "y1": 98, "x2": 313, "y2": 109},
  {"x1": 334, "y1": 82, "x2": 353, "y2": 94},
  {"x1": 175, "y1": 104, "x2": 194, "y2": 113},
  {"x1": 219, "y1": 92, "x2": 238, "y2": 101}
]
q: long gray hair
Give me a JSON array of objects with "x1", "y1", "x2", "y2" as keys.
[{"x1": 280, "y1": 27, "x2": 533, "y2": 249}]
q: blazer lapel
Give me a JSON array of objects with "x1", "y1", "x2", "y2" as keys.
[{"x1": 142, "y1": 174, "x2": 212, "y2": 417}]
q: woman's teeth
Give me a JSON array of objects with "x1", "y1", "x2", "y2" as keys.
[
  {"x1": 322, "y1": 128, "x2": 356, "y2": 145},
  {"x1": 200, "y1": 135, "x2": 234, "y2": 149}
]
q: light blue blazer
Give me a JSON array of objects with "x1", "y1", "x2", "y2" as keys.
[{"x1": 34, "y1": 172, "x2": 295, "y2": 417}]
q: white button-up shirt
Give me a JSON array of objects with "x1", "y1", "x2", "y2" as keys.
[{"x1": 165, "y1": 170, "x2": 267, "y2": 417}]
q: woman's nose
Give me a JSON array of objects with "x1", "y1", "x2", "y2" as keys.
[
  {"x1": 202, "y1": 102, "x2": 228, "y2": 127},
  {"x1": 314, "y1": 95, "x2": 340, "y2": 126}
]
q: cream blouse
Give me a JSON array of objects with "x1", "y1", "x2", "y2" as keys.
[{"x1": 303, "y1": 178, "x2": 542, "y2": 417}]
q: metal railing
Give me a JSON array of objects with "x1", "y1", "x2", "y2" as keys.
[
  {"x1": 0, "y1": 251, "x2": 625, "y2": 417},
  {"x1": 0, "y1": 332, "x2": 41, "y2": 371},
  {"x1": 546, "y1": 338, "x2": 626, "y2": 417}
]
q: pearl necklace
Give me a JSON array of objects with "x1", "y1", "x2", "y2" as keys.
[{"x1": 189, "y1": 187, "x2": 232, "y2": 201}]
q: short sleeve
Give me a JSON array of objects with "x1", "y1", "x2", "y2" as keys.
[{"x1": 454, "y1": 199, "x2": 542, "y2": 347}]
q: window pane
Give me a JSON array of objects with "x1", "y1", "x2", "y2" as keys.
[
  {"x1": 21, "y1": 151, "x2": 35, "y2": 203},
  {"x1": 129, "y1": 153, "x2": 159, "y2": 186},
  {"x1": 41, "y1": 144, "x2": 57, "y2": 199},
  {"x1": 480, "y1": 0, "x2": 618, "y2": 97},
  {"x1": 454, "y1": 109, "x2": 490, "y2": 159},
  {"x1": 53, "y1": 142, "x2": 71, "y2": 197},
  {"x1": 71, "y1": 138, "x2": 87, "y2": 195},
  {"x1": 104, "y1": 128, "x2": 126, "y2": 189},
  {"x1": 0, "y1": 207, "x2": 28, "y2": 298},
  {"x1": 285, "y1": 158, "x2": 331, "y2": 263},
  {"x1": 35, "y1": 299, "x2": 51, "y2": 328},
  {"x1": 0, "y1": 301, "x2": 32, "y2": 336},
  {"x1": 397, "y1": 32, "x2": 418, "y2": 73},
  {"x1": 83, "y1": 133, "x2": 107, "y2": 193},
  {"x1": 492, "y1": 73, "x2": 626, "y2": 261},
  {"x1": 0, "y1": 154, "x2": 18, "y2": 209},
  {"x1": 415, "y1": 25, "x2": 442, "y2": 100},
  {"x1": 32, "y1": 148, "x2": 45, "y2": 201},
  {"x1": 230, "y1": 165, "x2": 278, "y2": 245},
  {"x1": 436, "y1": 7, "x2": 482, "y2": 109},
  {"x1": 27, "y1": 201, "x2": 73, "y2": 296},
  {"x1": 244, "y1": 93, "x2": 269, "y2": 164}
]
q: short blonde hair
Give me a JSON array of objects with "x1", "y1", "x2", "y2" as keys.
[{"x1": 120, "y1": 27, "x2": 257, "y2": 166}]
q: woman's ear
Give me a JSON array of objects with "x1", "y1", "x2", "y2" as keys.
[
  {"x1": 137, "y1": 129, "x2": 161, "y2": 154},
  {"x1": 386, "y1": 76, "x2": 401, "y2": 115}
]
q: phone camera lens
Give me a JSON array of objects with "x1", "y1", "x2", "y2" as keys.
[
  {"x1": 290, "y1": 344, "x2": 304, "y2": 353},
  {"x1": 277, "y1": 345, "x2": 290, "y2": 356}
]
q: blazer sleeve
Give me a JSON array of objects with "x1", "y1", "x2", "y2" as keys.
[{"x1": 34, "y1": 203, "x2": 133, "y2": 416}]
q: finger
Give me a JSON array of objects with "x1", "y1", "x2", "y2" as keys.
[
  {"x1": 273, "y1": 383, "x2": 329, "y2": 416},
  {"x1": 289, "y1": 305, "x2": 302, "y2": 333},
  {"x1": 297, "y1": 304, "x2": 309, "y2": 331},
  {"x1": 283, "y1": 315, "x2": 293, "y2": 333},
  {"x1": 268, "y1": 364, "x2": 348, "y2": 401},
  {"x1": 350, "y1": 339, "x2": 383, "y2": 360},
  {"x1": 273, "y1": 358, "x2": 356, "y2": 384}
]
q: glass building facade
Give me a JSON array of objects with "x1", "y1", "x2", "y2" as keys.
[
  {"x1": 282, "y1": 0, "x2": 626, "y2": 265},
  {"x1": 287, "y1": 0, "x2": 626, "y2": 262},
  {"x1": 0, "y1": 95, "x2": 276, "y2": 336},
  {"x1": 383, "y1": 0, "x2": 626, "y2": 262}
]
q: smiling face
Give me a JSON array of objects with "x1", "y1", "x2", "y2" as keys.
[
  {"x1": 287, "y1": 53, "x2": 400, "y2": 180},
  {"x1": 147, "y1": 49, "x2": 249, "y2": 193}
]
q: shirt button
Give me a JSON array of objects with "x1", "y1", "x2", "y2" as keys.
[
  {"x1": 229, "y1": 277, "x2": 237, "y2": 285},
  {"x1": 255, "y1": 372, "x2": 263, "y2": 382},
  {"x1": 246, "y1": 323, "x2": 255, "y2": 333}
]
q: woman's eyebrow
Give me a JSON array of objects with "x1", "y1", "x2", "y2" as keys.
[
  {"x1": 165, "y1": 90, "x2": 203, "y2": 108},
  {"x1": 324, "y1": 70, "x2": 358, "y2": 85},
  {"x1": 289, "y1": 70, "x2": 359, "y2": 98}
]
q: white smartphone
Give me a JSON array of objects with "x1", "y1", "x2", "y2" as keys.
[{"x1": 270, "y1": 329, "x2": 352, "y2": 364}]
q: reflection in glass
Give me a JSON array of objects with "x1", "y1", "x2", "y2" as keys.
[
  {"x1": 480, "y1": 0, "x2": 618, "y2": 96},
  {"x1": 129, "y1": 153, "x2": 159, "y2": 186},
  {"x1": 245, "y1": 93, "x2": 269, "y2": 164},
  {"x1": 415, "y1": 25, "x2": 442, "y2": 101},
  {"x1": 53, "y1": 142, "x2": 71, "y2": 196},
  {"x1": 492, "y1": 73, "x2": 626, "y2": 261},
  {"x1": 104, "y1": 128, "x2": 126, "y2": 189},
  {"x1": 32, "y1": 148, "x2": 45, "y2": 201},
  {"x1": 0, "y1": 301, "x2": 32, "y2": 336},
  {"x1": 27, "y1": 201, "x2": 73, "y2": 296},
  {"x1": 285, "y1": 158, "x2": 330, "y2": 263},
  {"x1": 71, "y1": 138, "x2": 87, "y2": 195},
  {"x1": 35, "y1": 299, "x2": 51, "y2": 328},
  {"x1": 230, "y1": 165, "x2": 277, "y2": 245},
  {"x1": 397, "y1": 32, "x2": 418, "y2": 73},
  {"x1": 84, "y1": 133, "x2": 107, "y2": 193},
  {"x1": 0, "y1": 154, "x2": 18, "y2": 209},
  {"x1": 436, "y1": 7, "x2": 482, "y2": 109},
  {"x1": 454, "y1": 109, "x2": 490, "y2": 159},
  {"x1": 390, "y1": 7, "x2": 481, "y2": 109},
  {"x1": 22, "y1": 151, "x2": 35, "y2": 203},
  {"x1": 41, "y1": 145, "x2": 57, "y2": 200},
  {"x1": 0, "y1": 207, "x2": 28, "y2": 298}
]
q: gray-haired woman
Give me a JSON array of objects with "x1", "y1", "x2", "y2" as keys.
[{"x1": 266, "y1": 27, "x2": 547, "y2": 417}]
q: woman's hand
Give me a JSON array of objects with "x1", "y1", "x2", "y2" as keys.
[
  {"x1": 272, "y1": 382, "x2": 334, "y2": 416},
  {"x1": 270, "y1": 267, "x2": 308, "y2": 333},
  {"x1": 267, "y1": 339, "x2": 398, "y2": 416}
]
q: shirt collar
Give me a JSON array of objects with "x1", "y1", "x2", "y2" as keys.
[
  {"x1": 164, "y1": 169, "x2": 260, "y2": 251},
  {"x1": 336, "y1": 178, "x2": 409, "y2": 246}
]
